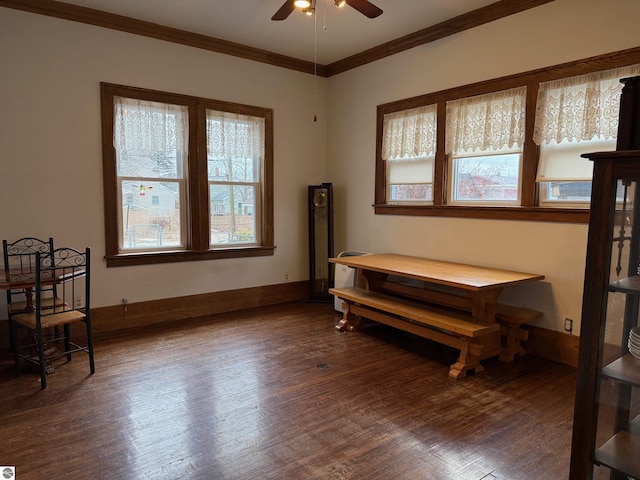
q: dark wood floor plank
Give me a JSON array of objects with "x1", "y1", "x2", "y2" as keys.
[{"x1": 0, "y1": 301, "x2": 575, "y2": 479}]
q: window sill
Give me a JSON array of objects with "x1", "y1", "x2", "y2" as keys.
[
  {"x1": 373, "y1": 204, "x2": 589, "y2": 223},
  {"x1": 105, "y1": 245, "x2": 276, "y2": 267}
]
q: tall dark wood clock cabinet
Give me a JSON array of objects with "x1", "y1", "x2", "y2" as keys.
[
  {"x1": 308, "y1": 183, "x2": 334, "y2": 302},
  {"x1": 570, "y1": 76, "x2": 640, "y2": 479}
]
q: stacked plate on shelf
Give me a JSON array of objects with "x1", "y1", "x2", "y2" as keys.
[{"x1": 629, "y1": 326, "x2": 640, "y2": 359}]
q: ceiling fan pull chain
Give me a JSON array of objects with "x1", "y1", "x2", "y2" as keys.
[
  {"x1": 323, "y1": 0, "x2": 328, "y2": 30},
  {"x1": 313, "y1": 0, "x2": 318, "y2": 122}
]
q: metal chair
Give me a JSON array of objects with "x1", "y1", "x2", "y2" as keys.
[
  {"x1": 11, "y1": 247, "x2": 95, "y2": 389},
  {"x1": 2, "y1": 237, "x2": 63, "y2": 351}
]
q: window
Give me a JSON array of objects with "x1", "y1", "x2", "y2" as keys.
[
  {"x1": 534, "y1": 65, "x2": 640, "y2": 206},
  {"x1": 375, "y1": 48, "x2": 640, "y2": 222},
  {"x1": 381, "y1": 105, "x2": 437, "y2": 204},
  {"x1": 114, "y1": 97, "x2": 188, "y2": 251},
  {"x1": 446, "y1": 87, "x2": 526, "y2": 206},
  {"x1": 101, "y1": 83, "x2": 274, "y2": 266},
  {"x1": 206, "y1": 110, "x2": 263, "y2": 246}
]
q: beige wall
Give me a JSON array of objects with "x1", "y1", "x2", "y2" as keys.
[
  {"x1": 2, "y1": 0, "x2": 640, "y2": 336},
  {"x1": 326, "y1": 0, "x2": 640, "y2": 335},
  {"x1": 0, "y1": 8, "x2": 328, "y2": 309}
]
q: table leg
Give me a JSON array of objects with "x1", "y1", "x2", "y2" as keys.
[
  {"x1": 359, "y1": 269, "x2": 386, "y2": 290},
  {"x1": 468, "y1": 289, "x2": 502, "y2": 324},
  {"x1": 25, "y1": 287, "x2": 36, "y2": 311}
]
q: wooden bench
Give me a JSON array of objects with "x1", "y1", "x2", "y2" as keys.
[
  {"x1": 377, "y1": 277, "x2": 542, "y2": 362},
  {"x1": 329, "y1": 286, "x2": 502, "y2": 379}
]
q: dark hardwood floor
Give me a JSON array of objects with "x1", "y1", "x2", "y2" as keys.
[{"x1": 0, "y1": 301, "x2": 576, "y2": 480}]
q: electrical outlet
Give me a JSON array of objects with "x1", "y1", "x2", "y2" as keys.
[
  {"x1": 284, "y1": 272, "x2": 289, "y2": 281},
  {"x1": 75, "y1": 297, "x2": 82, "y2": 308},
  {"x1": 564, "y1": 317, "x2": 573, "y2": 334}
]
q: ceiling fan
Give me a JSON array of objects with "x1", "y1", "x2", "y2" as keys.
[{"x1": 271, "y1": 0, "x2": 383, "y2": 21}]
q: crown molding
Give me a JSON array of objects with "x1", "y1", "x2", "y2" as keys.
[
  {"x1": 326, "y1": 0, "x2": 555, "y2": 76},
  {"x1": 1, "y1": 0, "x2": 554, "y2": 77},
  {"x1": 0, "y1": 0, "x2": 325, "y2": 75}
]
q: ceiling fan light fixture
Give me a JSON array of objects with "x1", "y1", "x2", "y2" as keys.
[{"x1": 272, "y1": 0, "x2": 381, "y2": 21}]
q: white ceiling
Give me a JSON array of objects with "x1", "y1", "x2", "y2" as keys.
[{"x1": 56, "y1": 0, "x2": 499, "y2": 65}]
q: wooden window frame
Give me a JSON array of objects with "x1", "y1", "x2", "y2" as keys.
[
  {"x1": 101, "y1": 83, "x2": 274, "y2": 267},
  {"x1": 375, "y1": 47, "x2": 640, "y2": 223}
]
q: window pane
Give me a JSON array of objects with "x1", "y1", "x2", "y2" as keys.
[
  {"x1": 538, "y1": 138, "x2": 616, "y2": 206},
  {"x1": 118, "y1": 152, "x2": 182, "y2": 179},
  {"x1": 208, "y1": 157, "x2": 256, "y2": 183},
  {"x1": 206, "y1": 110, "x2": 263, "y2": 183},
  {"x1": 115, "y1": 97, "x2": 186, "y2": 179},
  {"x1": 450, "y1": 153, "x2": 521, "y2": 203},
  {"x1": 389, "y1": 184, "x2": 433, "y2": 202},
  {"x1": 121, "y1": 180, "x2": 182, "y2": 249},
  {"x1": 540, "y1": 181, "x2": 592, "y2": 202},
  {"x1": 210, "y1": 184, "x2": 257, "y2": 245},
  {"x1": 540, "y1": 178, "x2": 628, "y2": 204},
  {"x1": 386, "y1": 156, "x2": 434, "y2": 203}
]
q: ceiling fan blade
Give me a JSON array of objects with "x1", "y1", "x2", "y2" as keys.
[
  {"x1": 272, "y1": 0, "x2": 296, "y2": 20},
  {"x1": 344, "y1": 0, "x2": 383, "y2": 18}
]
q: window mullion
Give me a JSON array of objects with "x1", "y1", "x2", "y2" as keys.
[
  {"x1": 190, "y1": 103, "x2": 209, "y2": 251},
  {"x1": 521, "y1": 82, "x2": 540, "y2": 207},
  {"x1": 434, "y1": 102, "x2": 447, "y2": 206}
]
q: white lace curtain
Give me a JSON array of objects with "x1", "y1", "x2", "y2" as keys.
[
  {"x1": 534, "y1": 64, "x2": 640, "y2": 145},
  {"x1": 381, "y1": 105, "x2": 437, "y2": 161},
  {"x1": 206, "y1": 109, "x2": 265, "y2": 160},
  {"x1": 446, "y1": 86, "x2": 527, "y2": 155},
  {"x1": 114, "y1": 96, "x2": 188, "y2": 156}
]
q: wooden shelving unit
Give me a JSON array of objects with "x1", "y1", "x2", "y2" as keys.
[
  {"x1": 602, "y1": 355, "x2": 640, "y2": 387},
  {"x1": 609, "y1": 276, "x2": 640, "y2": 295},
  {"x1": 569, "y1": 72, "x2": 640, "y2": 480},
  {"x1": 595, "y1": 427, "x2": 640, "y2": 478}
]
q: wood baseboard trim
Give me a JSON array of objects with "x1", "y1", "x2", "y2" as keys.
[
  {"x1": 90, "y1": 280, "x2": 310, "y2": 333},
  {"x1": 523, "y1": 324, "x2": 579, "y2": 368}
]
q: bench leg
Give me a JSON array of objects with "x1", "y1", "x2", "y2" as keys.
[
  {"x1": 335, "y1": 301, "x2": 363, "y2": 332},
  {"x1": 448, "y1": 341, "x2": 484, "y2": 379},
  {"x1": 499, "y1": 323, "x2": 529, "y2": 362}
]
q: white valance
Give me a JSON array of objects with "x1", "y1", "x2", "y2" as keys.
[
  {"x1": 381, "y1": 105, "x2": 437, "y2": 161},
  {"x1": 114, "y1": 96, "x2": 188, "y2": 156},
  {"x1": 446, "y1": 86, "x2": 526, "y2": 155},
  {"x1": 206, "y1": 109, "x2": 265, "y2": 160},
  {"x1": 533, "y1": 64, "x2": 640, "y2": 145}
]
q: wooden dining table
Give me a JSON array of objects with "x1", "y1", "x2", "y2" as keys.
[{"x1": 330, "y1": 253, "x2": 545, "y2": 325}]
